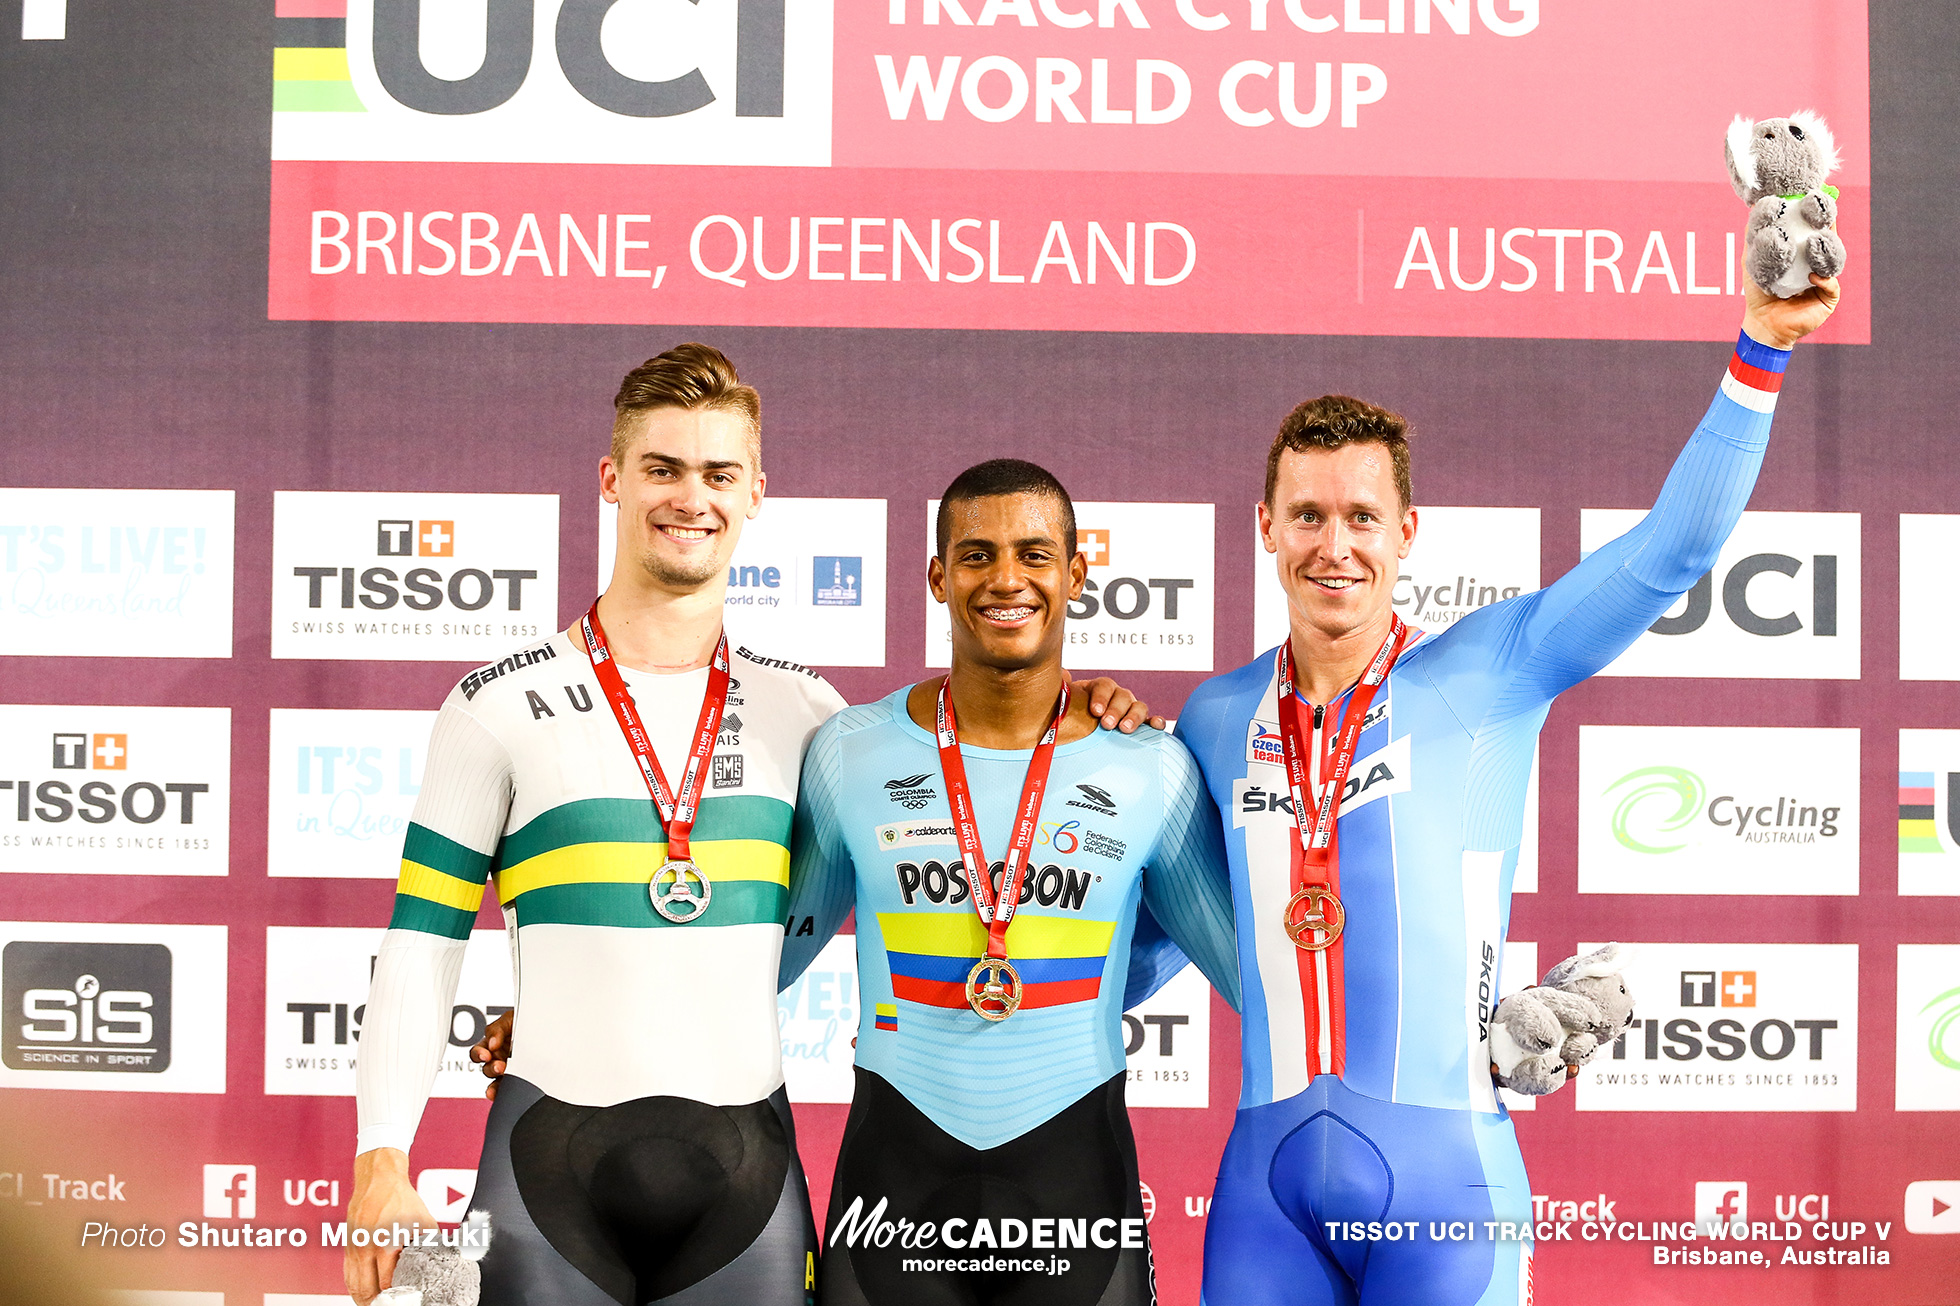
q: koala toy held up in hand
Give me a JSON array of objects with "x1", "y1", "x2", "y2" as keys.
[{"x1": 1725, "y1": 110, "x2": 1847, "y2": 299}]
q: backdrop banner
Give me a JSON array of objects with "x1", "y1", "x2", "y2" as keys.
[{"x1": 3, "y1": 1, "x2": 1951, "y2": 1304}]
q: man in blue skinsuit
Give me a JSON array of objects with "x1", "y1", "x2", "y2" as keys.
[{"x1": 1175, "y1": 271, "x2": 1842, "y2": 1304}]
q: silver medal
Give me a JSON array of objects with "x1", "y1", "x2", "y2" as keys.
[{"x1": 650, "y1": 859, "x2": 712, "y2": 923}]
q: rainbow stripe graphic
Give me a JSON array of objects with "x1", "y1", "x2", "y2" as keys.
[
  {"x1": 274, "y1": 0, "x2": 365, "y2": 113},
  {"x1": 1901, "y1": 771, "x2": 1944, "y2": 854},
  {"x1": 1718, "y1": 331, "x2": 1790, "y2": 414},
  {"x1": 874, "y1": 1003, "x2": 898, "y2": 1032},
  {"x1": 878, "y1": 912, "x2": 1116, "y2": 1013}
]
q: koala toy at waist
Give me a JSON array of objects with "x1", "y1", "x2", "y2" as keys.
[
  {"x1": 1725, "y1": 110, "x2": 1848, "y2": 299},
  {"x1": 1489, "y1": 943, "x2": 1637, "y2": 1098}
]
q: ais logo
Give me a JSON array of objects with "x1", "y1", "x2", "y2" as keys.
[
  {"x1": 2, "y1": 942, "x2": 172, "y2": 1074},
  {"x1": 272, "y1": 0, "x2": 835, "y2": 168}
]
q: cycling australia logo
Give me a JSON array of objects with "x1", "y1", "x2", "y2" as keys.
[
  {"x1": 1575, "y1": 942, "x2": 1856, "y2": 1113},
  {"x1": 884, "y1": 774, "x2": 937, "y2": 811},
  {"x1": 271, "y1": 491, "x2": 558, "y2": 662},
  {"x1": 1896, "y1": 945, "x2": 1960, "y2": 1111},
  {"x1": 1607, "y1": 767, "x2": 1705, "y2": 854},
  {"x1": 1579, "y1": 726, "x2": 1857, "y2": 896},
  {"x1": 0, "y1": 706, "x2": 230, "y2": 877},
  {"x1": 271, "y1": 0, "x2": 835, "y2": 167}
]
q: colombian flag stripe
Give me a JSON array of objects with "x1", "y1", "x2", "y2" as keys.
[
  {"x1": 892, "y1": 975, "x2": 1102, "y2": 1010},
  {"x1": 887, "y1": 951, "x2": 1104, "y2": 985},
  {"x1": 875, "y1": 911, "x2": 1115, "y2": 958}
]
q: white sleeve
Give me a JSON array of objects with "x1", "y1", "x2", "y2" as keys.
[
  {"x1": 355, "y1": 931, "x2": 467, "y2": 1156},
  {"x1": 354, "y1": 695, "x2": 512, "y2": 1157}
]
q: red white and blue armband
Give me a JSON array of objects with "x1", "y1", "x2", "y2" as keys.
[{"x1": 1720, "y1": 331, "x2": 1792, "y2": 413}]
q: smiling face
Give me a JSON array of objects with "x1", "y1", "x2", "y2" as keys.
[
  {"x1": 931, "y1": 492, "x2": 1086, "y2": 674},
  {"x1": 1258, "y1": 441, "x2": 1417, "y2": 645},
  {"x1": 601, "y1": 405, "x2": 763, "y2": 593}
]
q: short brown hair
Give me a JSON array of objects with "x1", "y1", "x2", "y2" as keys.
[
  {"x1": 611, "y1": 343, "x2": 762, "y2": 470},
  {"x1": 1264, "y1": 395, "x2": 1412, "y2": 512}
]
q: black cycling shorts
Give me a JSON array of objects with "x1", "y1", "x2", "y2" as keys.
[
  {"x1": 821, "y1": 1068, "x2": 1154, "y2": 1306},
  {"x1": 470, "y1": 1076, "x2": 817, "y2": 1306}
]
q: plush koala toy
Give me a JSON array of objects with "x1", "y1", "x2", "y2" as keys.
[
  {"x1": 1489, "y1": 943, "x2": 1637, "y2": 1097},
  {"x1": 1725, "y1": 111, "x2": 1846, "y2": 298},
  {"x1": 375, "y1": 1212, "x2": 489, "y2": 1306}
]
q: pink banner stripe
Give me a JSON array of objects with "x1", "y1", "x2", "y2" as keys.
[{"x1": 276, "y1": 0, "x2": 347, "y2": 16}]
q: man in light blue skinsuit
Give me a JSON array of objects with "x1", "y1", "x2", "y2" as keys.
[{"x1": 1177, "y1": 271, "x2": 1842, "y2": 1304}]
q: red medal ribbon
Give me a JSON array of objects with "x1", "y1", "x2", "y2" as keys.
[
  {"x1": 934, "y1": 677, "x2": 1071, "y2": 962},
  {"x1": 1274, "y1": 614, "x2": 1408, "y2": 885},
  {"x1": 579, "y1": 600, "x2": 730, "y2": 864}
]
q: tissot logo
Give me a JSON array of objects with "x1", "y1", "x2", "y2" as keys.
[
  {"x1": 1579, "y1": 726, "x2": 1858, "y2": 896},
  {"x1": 1, "y1": 707, "x2": 231, "y2": 877},
  {"x1": 929, "y1": 501, "x2": 1216, "y2": 672},
  {"x1": 2, "y1": 941, "x2": 172, "y2": 1073},
  {"x1": 1576, "y1": 942, "x2": 1856, "y2": 1113},
  {"x1": 1124, "y1": 963, "x2": 1212, "y2": 1108},
  {"x1": 894, "y1": 859, "x2": 1092, "y2": 913},
  {"x1": 1902, "y1": 515, "x2": 1960, "y2": 682},
  {"x1": 273, "y1": 0, "x2": 834, "y2": 168},
  {"x1": 1580, "y1": 510, "x2": 1861, "y2": 679},
  {"x1": 264, "y1": 927, "x2": 513, "y2": 1097},
  {"x1": 273, "y1": 491, "x2": 558, "y2": 661},
  {"x1": 885, "y1": 774, "x2": 937, "y2": 810}
]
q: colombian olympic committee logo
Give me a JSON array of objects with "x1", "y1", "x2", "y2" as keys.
[
  {"x1": 1040, "y1": 821, "x2": 1082, "y2": 855},
  {"x1": 1607, "y1": 767, "x2": 1705, "y2": 855}
]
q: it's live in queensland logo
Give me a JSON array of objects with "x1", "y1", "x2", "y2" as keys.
[
  {"x1": 1578, "y1": 726, "x2": 1858, "y2": 897},
  {"x1": 0, "y1": 488, "x2": 235, "y2": 659},
  {"x1": 266, "y1": 708, "x2": 433, "y2": 879},
  {"x1": 1899, "y1": 729, "x2": 1960, "y2": 896}
]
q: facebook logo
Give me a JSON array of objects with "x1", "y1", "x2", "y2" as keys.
[
  {"x1": 1694, "y1": 1181, "x2": 1746, "y2": 1236},
  {"x1": 203, "y1": 1164, "x2": 256, "y2": 1219}
]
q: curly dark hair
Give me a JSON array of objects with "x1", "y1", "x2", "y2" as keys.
[{"x1": 1264, "y1": 395, "x2": 1412, "y2": 511}]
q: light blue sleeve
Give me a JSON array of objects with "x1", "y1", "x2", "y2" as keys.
[
  {"x1": 1135, "y1": 735, "x2": 1243, "y2": 1012},
  {"x1": 1424, "y1": 340, "x2": 1789, "y2": 728},
  {"x1": 778, "y1": 715, "x2": 856, "y2": 991}
]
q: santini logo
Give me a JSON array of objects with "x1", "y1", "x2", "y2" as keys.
[{"x1": 1608, "y1": 766, "x2": 1840, "y2": 854}]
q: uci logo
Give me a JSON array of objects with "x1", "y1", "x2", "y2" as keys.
[{"x1": 291, "y1": 2, "x2": 835, "y2": 168}]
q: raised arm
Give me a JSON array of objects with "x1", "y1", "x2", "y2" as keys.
[
  {"x1": 345, "y1": 701, "x2": 510, "y2": 1304},
  {"x1": 1134, "y1": 737, "x2": 1243, "y2": 1012},
  {"x1": 1434, "y1": 274, "x2": 1842, "y2": 718},
  {"x1": 778, "y1": 716, "x2": 857, "y2": 990}
]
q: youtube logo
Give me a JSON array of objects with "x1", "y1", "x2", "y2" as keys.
[
  {"x1": 415, "y1": 1168, "x2": 477, "y2": 1224},
  {"x1": 1905, "y1": 1181, "x2": 1960, "y2": 1234}
]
